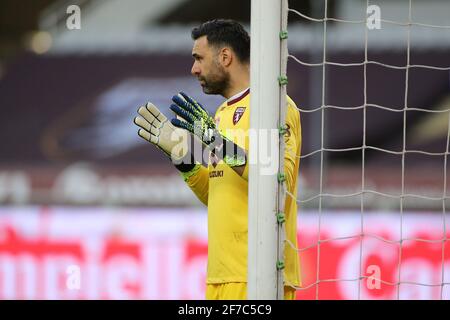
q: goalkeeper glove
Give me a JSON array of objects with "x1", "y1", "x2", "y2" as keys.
[
  {"x1": 170, "y1": 92, "x2": 246, "y2": 167},
  {"x1": 134, "y1": 102, "x2": 190, "y2": 163}
]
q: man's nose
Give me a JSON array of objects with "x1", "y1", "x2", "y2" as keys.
[{"x1": 191, "y1": 63, "x2": 200, "y2": 76}]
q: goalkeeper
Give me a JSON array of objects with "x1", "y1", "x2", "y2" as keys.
[{"x1": 134, "y1": 19, "x2": 302, "y2": 300}]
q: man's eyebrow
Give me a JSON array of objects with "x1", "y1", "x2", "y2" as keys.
[{"x1": 192, "y1": 53, "x2": 201, "y2": 58}]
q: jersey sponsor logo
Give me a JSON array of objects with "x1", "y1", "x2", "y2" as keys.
[
  {"x1": 232, "y1": 107, "x2": 246, "y2": 125},
  {"x1": 209, "y1": 170, "x2": 223, "y2": 178}
]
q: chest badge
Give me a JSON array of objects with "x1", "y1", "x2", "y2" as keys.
[{"x1": 233, "y1": 107, "x2": 246, "y2": 125}]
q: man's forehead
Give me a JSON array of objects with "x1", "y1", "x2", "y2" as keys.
[{"x1": 192, "y1": 36, "x2": 209, "y2": 53}]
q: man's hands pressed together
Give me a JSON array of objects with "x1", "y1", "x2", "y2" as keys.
[{"x1": 134, "y1": 92, "x2": 248, "y2": 177}]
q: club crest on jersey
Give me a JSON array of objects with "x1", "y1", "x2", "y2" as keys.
[{"x1": 233, "y1": 107, "x2": 246, "y2": 125}]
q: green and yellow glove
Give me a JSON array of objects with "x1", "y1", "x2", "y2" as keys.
[{"x1": 170, "y1": 92, "x2": 246, "y2": 167}]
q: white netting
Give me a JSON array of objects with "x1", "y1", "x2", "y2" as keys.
[{"x1": 285, "y1": 0, "x2": 450, "y2": 299}]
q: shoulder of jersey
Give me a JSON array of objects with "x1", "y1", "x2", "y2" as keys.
[
  {"x1": 287, "y1": 95, "x2": 297, "y2": 108},
  {"x1": 215, "y1": 101, "x2": 228, "y2": 116},
  {"x1": 286, "y1": 95, "x2": 300, "y2": 116}
]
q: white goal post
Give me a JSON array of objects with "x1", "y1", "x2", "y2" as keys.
[{"x1": 248, "y1": 0, "x2": 289, "y2": 300}]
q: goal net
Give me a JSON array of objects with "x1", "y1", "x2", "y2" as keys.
[{"x1": 250, "y1": 0, "x2": 450, "y2": 300}]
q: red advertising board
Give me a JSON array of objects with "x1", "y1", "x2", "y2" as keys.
[{"x1": 0, "y1": 207, "x2": 448, "y2": 299}]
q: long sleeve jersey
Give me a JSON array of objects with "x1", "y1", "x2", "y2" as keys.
[{"x1": 182, "y1": 88, "x2": 302, "y2": 286}]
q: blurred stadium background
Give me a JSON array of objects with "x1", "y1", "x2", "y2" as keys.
[{"x1": 0, "y1": 0, "x2": 449, "y2": 299}]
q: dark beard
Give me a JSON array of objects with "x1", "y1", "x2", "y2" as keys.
[{"x1": 200, "y1": 68, "x2": 230, "y2": 96}]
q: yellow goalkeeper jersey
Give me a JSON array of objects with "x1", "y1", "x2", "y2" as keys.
[{"x1": 183, "y1": 88, "x2": 302, "y2": 286}]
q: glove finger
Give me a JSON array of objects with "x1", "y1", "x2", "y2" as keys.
[
  {"x1": 171, "y1": 118, "x2": 193, "y2": 133},
  {"x1": 134, "y1": 115, "x2": 152, "y2": 132},
  {"x1": 170, "y1": 104, "x2": 195, "y2": 123},
  {"x1": 138, "y1": 128, "x2": 159, "y2": 145},
  {"x1": 135, "y1": 114, "x2": 164, "y2": 135},
  {"x1": 171, "y1": 94, "x2": 202, "y2": 120},
  {"x1": 137, "y1": 105, "x2": 159, "y2": 126},
  {"x1": 137, "y1": 128, "x2": 151, "y2": 141},
  {"x1": 145, "y1": 102, "x2": 167, "y2": 123},
  {"x1": 179, "y1": 92, "x2": 208, "y2": 113},
  {"x1": 171, "y1": 94, "x2": 192, "y2": 111},
  {"x1": 178, "y1": 93, "x2": 214, "y2": 129},
  {"x1": 149, "y1": 125, "x2": 160, "y2": 136}
]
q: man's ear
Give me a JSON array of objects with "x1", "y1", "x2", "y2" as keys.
[{"x1": 219, "y1": 47, "x2": 233, "y2": 67}]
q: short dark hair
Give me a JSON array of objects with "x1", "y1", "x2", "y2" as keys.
[{"x1": 191, "y1": 19, "x2": 250, "y2": 63}]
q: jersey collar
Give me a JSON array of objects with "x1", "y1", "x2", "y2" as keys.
[{"x1": 227, "y1": 88, "x2": 250, "y2": 106}]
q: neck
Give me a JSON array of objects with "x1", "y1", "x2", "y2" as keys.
[{"x1": 223, "y1": 65, "x2": 250, "y2": 99}]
